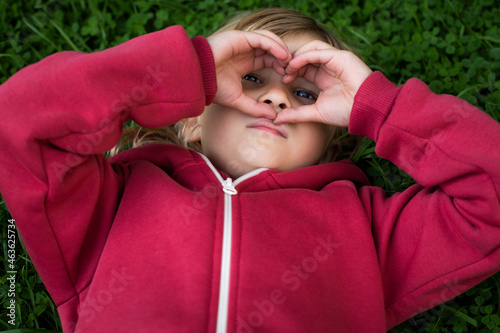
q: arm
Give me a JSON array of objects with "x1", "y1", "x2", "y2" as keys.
[
  {"x1": 0, "y1": 25, "x2": 291, "y2": 308},
  {"x1": 351, "y1": 72, "x2": 500, "y2": 328},
  {"x1": 275, "y1": 41, "x2": 500, "y2": 328},
  {"x1": 0, "y1": 25, "x2": 216, "y2": 305}
]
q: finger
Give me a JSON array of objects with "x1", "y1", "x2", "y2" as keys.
[
  {"x1": 287, "y1": 49, "x2": 340, "y2": 74},
  {"x1": 283, "y1": 65, "x2": 311, "y2": 84},
  {"x1": 282, "y1": 73, "x2": 296, "y2": 84},
  {"x1": 283, "y1": 64, "x2": 309, "y2": 83},
  {"x1": 243, "y1": 30, "x2": 292, "y2": 62},
  {"x1": 299, "y1": 63, "x2": 329, "y2": 89},
  {"x1": 293, "y1": 49, "x2": 373, "y2": 91},
  {"x1": 232, "y1": 95, "x2": 276, "y2": 119},
  {"x1": 285, "y1": 42, "x2": 338, "y2": 80},
  {"x1": 284, "y1": 48, "x2": 338, "y2": 84},
  {"x1": 292, "y1": 40, "x2": 335, "y2": 57},
  {"x1": 253, "y1": 53, "x2": 287, "y2": 75},
  {"x1": 252, "y1": 30, "x2": 292, "y2": 61},
  {"x1": 274, "y1": 105, "x2": 321, "y2": 124}
]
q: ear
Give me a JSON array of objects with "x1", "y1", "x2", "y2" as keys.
[{"x1": 183, "y1": 116, "x2": 202, "y2": 142}]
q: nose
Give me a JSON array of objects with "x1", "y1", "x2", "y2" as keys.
[
  {"x1": 264, "y1": 99, "x2": 287, "y2": 110},
  {"x1": 257, "y1": 87, "x2": 290, "y2": 112}
]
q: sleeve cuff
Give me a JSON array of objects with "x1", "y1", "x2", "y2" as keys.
[
  {"x1": 192, "y1": 36, "x2": 217, "y2": 105},
  {"x1": 348, "y1": 71, "x2": 402, "y2": 142}
]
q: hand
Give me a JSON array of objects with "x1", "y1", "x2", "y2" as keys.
[
  {"x1": 207, "y1": 30, "x2": 292, "y2": 119},
  {"x1": 275, "y1": 41, "x2": 372, "y2": 127}
]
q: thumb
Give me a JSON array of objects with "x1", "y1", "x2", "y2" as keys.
[
  {"x1": 274, "y1": 105, "x2": 320, "y2": 124},
  {"x1": 233, "y1": 95, "x2": 277, "y2": 119}
]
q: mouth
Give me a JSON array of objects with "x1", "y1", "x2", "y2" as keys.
[{"x1": 247, "y1": 119, "x2": 288, "y2": 139}]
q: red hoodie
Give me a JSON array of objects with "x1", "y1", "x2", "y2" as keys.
[{"x1": 0, "y1": 25, "x2": 499, "y2": 333}]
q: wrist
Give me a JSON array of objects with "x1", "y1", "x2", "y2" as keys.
[
  {"x1": 348, "y1": 71, "x2": 402, "y2": 141},
  {"x1": 192, "y1": 36, "x2": 217, "y2": 105}
]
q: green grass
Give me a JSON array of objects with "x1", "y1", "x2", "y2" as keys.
[{"x1": 1, "y1": 0, "x2": 499, "y2": 332}]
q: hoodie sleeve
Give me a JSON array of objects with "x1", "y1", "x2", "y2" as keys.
[
  {"x1": 0, "y1": 26, "x2": 216, "y2": 306},
  {"x1": 349, "y1": 72, "x2": 500, "y2": 328}
]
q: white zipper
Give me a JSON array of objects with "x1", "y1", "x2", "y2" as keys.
[
  {"x1": 198, "y1": 155, "x2": 267, "y2": 333},
  {"x1": 216, "y1": 178, "x2": 235, "y2": 333}
]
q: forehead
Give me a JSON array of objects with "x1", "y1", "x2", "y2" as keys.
[{"x1": 282, "y1": 33, "x2": 320, "y2": 54}]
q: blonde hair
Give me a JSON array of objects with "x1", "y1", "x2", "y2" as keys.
[{"x1": 110, "y1": 8, "x2": 360, "y2": 162}]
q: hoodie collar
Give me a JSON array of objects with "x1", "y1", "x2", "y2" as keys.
[
  {"x1": 195, "y1": 152, "x2": 369, "y2": 192},
  {"x1": 111, "y1": 143, "x2": 369, "y2": 193}
]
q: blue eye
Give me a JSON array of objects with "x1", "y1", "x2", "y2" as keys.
[
  {"x1": 294, "y1": 90, "x2": 317, "y2": 101},
  {"x1": 243, "y1": 74, "x2": 262, "y2": 84}
]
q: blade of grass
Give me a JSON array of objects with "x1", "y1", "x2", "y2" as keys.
[
  {"x1": 403, "y1": 0, "x2": 422, "y2": 32},
  {"x1": 22, "y1": 267, "x2": 40, "y2": 329},
  {"x1": 479, "y1": 35, "x2": 500, "y2": 45},
  {"x1": 441, "y1": 304, "x2": 478, "y2": 327},
  {"x1": 0, "y1": 53, "x2": 24, "y2": 61},
  {"x1": 21, "y1": 17, "x2": 59, "y2": 51},
  {"x1": 445, "y1": 0, "x2": 491, "y2": 49},
  {"x1": 0, "y1": 319, "x2": 10, "y2": 329},
  {"x1": 351, "y1": 139, "x2": 375, "y2": 164},
  {"x1": 367, "y1": 157, "x2": 390, "y2": 189},
  {"x1": 49, "y1": 20, "x2": 80, "y2": 51},
  {"x1": 86, "y1": 0, "x2": 107, "y2": 43}
]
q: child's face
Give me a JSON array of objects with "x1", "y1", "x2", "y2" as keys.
[{"x1": 199, "y1": 33, "x2": 334, "y2": 178}]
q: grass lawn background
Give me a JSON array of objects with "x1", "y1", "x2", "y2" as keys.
[{"x1": 1, "y1": 0, "x2": 499, "y2": 332}]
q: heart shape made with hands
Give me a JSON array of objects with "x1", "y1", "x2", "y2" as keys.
[{"x1": 208, "y1": 30, "x2": 372, "y2": 128}]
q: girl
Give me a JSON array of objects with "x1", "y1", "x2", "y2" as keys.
[{"x1": 1, "y1": 7, "x2": 499, "y2": 333}]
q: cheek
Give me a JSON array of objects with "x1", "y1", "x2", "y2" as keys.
[
  {"x1": 201, "y1": 106, "x2": 232, "y2": 139},
  {"x1": 305, "y1": 123, "x2": 332, "y2": 147},
  {"x1": 293, "y1": 124, "x2": 333, "y2": 161},
  {"x1": 199, "y1": 105, "x2": 246, "y2": 153}
]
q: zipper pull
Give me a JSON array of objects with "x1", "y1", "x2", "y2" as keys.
[{"x1": 222, "y1": 178, "x2": 237, "y2": 195}]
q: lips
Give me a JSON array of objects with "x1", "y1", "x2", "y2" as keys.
[{"x1": 247, "y1": 119, "x2": 288, "y2": 139}]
